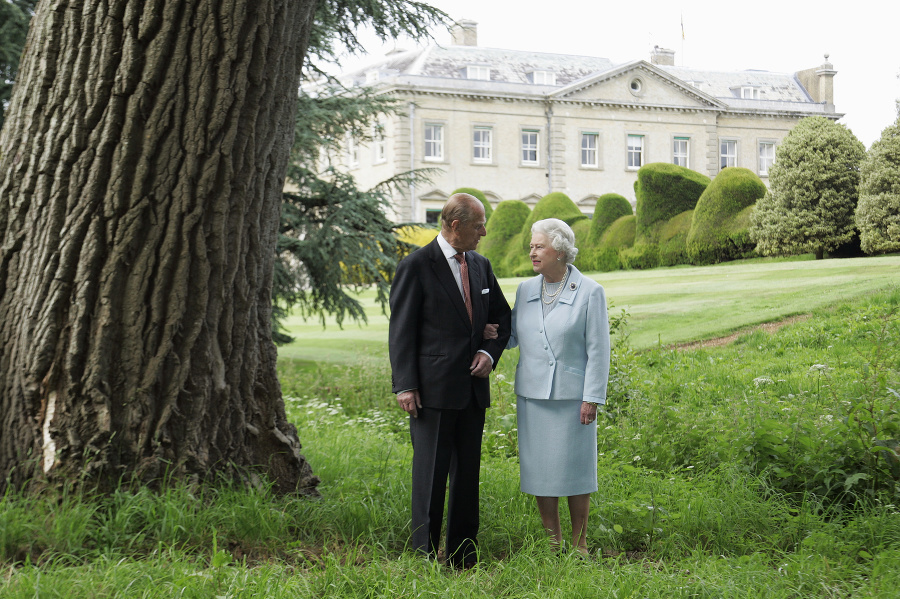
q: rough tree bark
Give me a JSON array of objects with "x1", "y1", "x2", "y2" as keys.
[{"x1": 0, "y1": 0, "x2": 320, "y2": 495}]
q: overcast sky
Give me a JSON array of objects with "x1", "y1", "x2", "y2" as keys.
[{"x1": 335, "y1": 0, "x2": 899, "y2": 148}]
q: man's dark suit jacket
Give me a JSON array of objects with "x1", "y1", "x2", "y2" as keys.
[{"x1": 389, "y1": 237, "x2": 512, "y2": 408}]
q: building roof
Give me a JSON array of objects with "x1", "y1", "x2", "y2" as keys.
[{"x1": 338, "y1": 43, "x2": 835, "y2": 116}]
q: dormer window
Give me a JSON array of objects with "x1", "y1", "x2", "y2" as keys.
[
  {"x1": 740, "y1": 86, "x2": 760, "y2": 99},
  {"x1": 529, "y1": 70, "x2": 556, "y2": 85},
  {"x1": 465, "y1": 65, "x2": 491, "y2": 80}
]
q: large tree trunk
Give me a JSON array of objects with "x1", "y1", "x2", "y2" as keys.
[{"x1": 0, "y1": 0, "x2": 320, "y2": 495}]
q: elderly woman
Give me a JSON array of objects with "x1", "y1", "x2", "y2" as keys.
[{"x1": 498, "y1": 218, "x2": 610, "y2": 554}]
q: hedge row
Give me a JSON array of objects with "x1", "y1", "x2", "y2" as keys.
[{"x1": 475, "y1": 162, "x2": 768, "y2": 276}]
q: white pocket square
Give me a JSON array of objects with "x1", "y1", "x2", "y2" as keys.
[{"x1": 481, "y1": 288, "x2": 490, "y2": 295}]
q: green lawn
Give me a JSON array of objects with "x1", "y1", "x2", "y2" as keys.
[
  {"x1": 3, "y1": 256, "x2": 899, "y2": 598},
  {"x1": 279, "y1": 254, "x2": 900, "y2": 357}
]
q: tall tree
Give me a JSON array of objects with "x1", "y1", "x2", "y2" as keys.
[
  {"x1": 0, "y1": 0, "x2": 320, "y2": 494},
  {"x1": 0, "y1": 0, "x2": 447, "y2": 495},
  {"x1": 749, "y1": 116, "x2": 866, "y2": 260},
  {"x1": 856, "y1": 110, "x2": 900, "y2": 254}
]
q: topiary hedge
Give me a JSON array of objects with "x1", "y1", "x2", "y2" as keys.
[
  {"x1": 619, "y1": 243, "x2": 659, "y2": 270},
  {"x1": 590, "y1": 193, "x2": 633, "y2": 242},
  {"x1": 481, "y1": 199, "x2": 530, "y2": 276},
  {"x1": 658, "y1": 210, "x2": 693, "y2": 267},
  {"x1": 686, "y1": 167, "x2": 766, "y2": 264},
  {"x1": 520, "y1": 192, "x2": 588, "y2": 252},
  {"x1": 635, "y1": 163, "x2": 710, "y2": 241},
  {"x1": 579, "y1": 214, "x2": 635, "y2": 272},
  {"x1": 452, "y1": 187, "x2": 493, "y2": 223}
]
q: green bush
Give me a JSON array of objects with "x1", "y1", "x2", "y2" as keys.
[
  {"x1": 590, "y1": 193, "x2": 633, "y2": 242},
  {"x1": 658, "y1": 210, "x2": 693, "y2": 266},
  {"x1": 856, "y1": 112, "x2": 900, "y2": 255},
  {"x1": 599, "y1": 214, "x2": 636, "y2": 250},
  {"x1": 635, "y1": 163, "x2": 710, "y2": 241},
  {"x1": 452, "y1": 187, "x2": 493, "y2": 223},
  {"x1": 750, "y1": 116, "x2": 866, "y2": 259},
  {"x1": 520, "y1": 192, "x2": 588, "y2": 252},
  {"x1": 619, "y1": 243, "x2": 659, "y2": 270},
  {"x1": 481, "y1": 200, "x2": 530, "y2": 274},
  {"x1": 687, "y1": 167, "x2": 767, "y2": 264}
]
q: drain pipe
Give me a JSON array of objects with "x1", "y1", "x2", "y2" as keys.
[
  {"x1": 408, "y1": 102, "x2": 417, "y2": 221},
  {"x1": 545, "y1": 102, "x2": 553, "y2": 195}
]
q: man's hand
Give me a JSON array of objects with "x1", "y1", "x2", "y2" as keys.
[
  {"x1": 483, "y1": 323, "x2": 499, "y2": 340},
  {"x1": 397, "y1": 389, "x2": 422, "y2": 418},
  {"x1": 469, "y1": 352, "x2": 493, "y2": 378}
]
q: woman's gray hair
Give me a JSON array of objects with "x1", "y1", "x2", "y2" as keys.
[{"x1": 531, "y1": 218, "x2": 578, "y2": 264}]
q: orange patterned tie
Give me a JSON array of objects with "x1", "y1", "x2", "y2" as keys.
[{"x1": 454, "y1": 253, "x2": 473, "y2": 323}]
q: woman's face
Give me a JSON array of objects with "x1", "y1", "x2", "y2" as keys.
[{"x1": 529, "y1": 232, "x2": 565, "y2": 276}]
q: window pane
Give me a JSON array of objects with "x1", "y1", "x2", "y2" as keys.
[
  {"x1": 522, "y1": 131, "x2": 538, "y2": 163},
  {"x1": 473, "y1": 127, "x2": 492, "y2": 162},
  {"x1": 627, "y1": 135, "x2": 643, "y2": 168}
]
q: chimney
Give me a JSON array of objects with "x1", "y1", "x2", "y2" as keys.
[
  {"x1": 650, "y1": 45, "x2": 675, "y2": 66},
  {"x1": 796, "y1": 54, "x2": 837, "y2": 110},
  {"x1": 450, "y1": 19, "x2": 478, "y2": 46}
]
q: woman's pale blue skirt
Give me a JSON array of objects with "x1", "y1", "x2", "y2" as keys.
[{"x1": 517, "y1": 396, "x2": 598, "y2": 497}]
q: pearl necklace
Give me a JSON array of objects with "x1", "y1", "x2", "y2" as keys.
[{"x1": 541, "y1": 269, "x2": 569, "y2": 305}]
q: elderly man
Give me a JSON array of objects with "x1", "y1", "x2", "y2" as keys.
[{"x1": 389, "y1": 193, "x2": 511, "y2": 568}]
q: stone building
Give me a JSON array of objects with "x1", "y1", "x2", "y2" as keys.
[{"x1": 325, "y1": 20, "x2": 840, "y2": 223}]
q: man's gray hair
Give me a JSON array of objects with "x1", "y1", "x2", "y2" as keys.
[{"x1": 531, "y1": 218, "x2": 578, "y2": 264}]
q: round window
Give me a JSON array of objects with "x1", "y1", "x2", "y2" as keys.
[{"x1": 629, "y1": 78, "x2": 643, "y2": 95}]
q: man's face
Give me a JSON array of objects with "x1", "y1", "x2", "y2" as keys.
[{"x1": 451, "y1": 206, "x2": 487, "y2": 252}]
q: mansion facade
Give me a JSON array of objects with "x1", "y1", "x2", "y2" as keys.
[{"x1": 327, "y1": 20, "x2": 841, "y2": 223}]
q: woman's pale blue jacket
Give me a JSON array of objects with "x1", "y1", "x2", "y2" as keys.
[{"x1": 507, "y1": 266, "x2": 610, "y2": 404}]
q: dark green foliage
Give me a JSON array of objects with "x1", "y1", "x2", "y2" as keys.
[
  {"x1": 687, "y1": 168, "x2": 766, "y2": 264},
  {"x1": 570, "y1": 219, "x2": 592, "y2": 271},
  {"x1": 856, "y1": 111, "x2": 900, "y2": 254},
  {"x1": 0, "y1": 0, "x2": 36, "y2": 129},
  {"x1": 452, "y1": 187, "x2": 493, "y2": 223},
  {"x1": 750, "y1": 116, "x2": 866, "y2": 259},
  {"x1": 590, "y1": 193, "x2": 633, "y2": 242},
  {"x1": 577, "y1": 214, "x2": 636, "y2": 271},
  {"x1": 275, "y1": 169, "x2": 413, "y2": 341},
  {"x1": 305, "y1": 0, "x2": 447, "y2": 76},
  {"x1": 520, "y1": 192, "x2": 588, "y2": 252},
  {"x1": 273, "y1": 0, "x2": 447, "y2": 337},
  {"x1": 599, "y1": 215, "x2": 636, "y2": 249},
  {"x1": 481, "y1": 200, "x2": 530, "y2": 276},
  {"x1": 619, "y1": 243, "x2": 659, "y2": 270},
  {"x1": 635, "y1": 163, "x2": 710, "y2": 240},
  {"x1": 658, "y1": 210, "x2": 693, "y2": 267}
]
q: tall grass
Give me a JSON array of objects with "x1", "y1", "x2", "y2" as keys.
[{"x1": 2, "y1": 270, "x2": 900, "y2": 597}]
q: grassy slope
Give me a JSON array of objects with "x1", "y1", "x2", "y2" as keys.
[
  {"x1": 3, "y1": 256, "x2": 900, "y2": 598},
  {"x1": 278, "y1": 255, "x2": 900, "y2": 361}
]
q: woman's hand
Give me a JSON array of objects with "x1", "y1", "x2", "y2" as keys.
[
  {"x1": 580, "y1": 402, "x2": 597, "y2": 425},
  {"x1": 483, "y1": 323, "x2": 499, "y2": 339}
]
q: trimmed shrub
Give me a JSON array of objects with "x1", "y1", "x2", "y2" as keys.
[
  {"x1": 658, "y1": 210, "x2": 693, "y2": 267},
  {"x1": 600, "y1": 214, "x2": 636, "y2": 247},
  {"x1": 481, "y1": 199, "x2": 530, "y2": 276},
  {"x1": 590, "y1": 193, "x2": 633, "y2": 242},
  {"x1": 452, "y1": 187, "x2": 494, "y2": 223},
  {"x1": 580, "y1": 214, "x2": 636, "y2": 272},
  {"x1": 571, "y1": 219, "x2": 592, "y2": 271},
  {"x1": 520, "y1": 192, "x2": 588, "y2": 252},
  {"x1": 635, "y1": 163, "x2": 710, "y2": 240},
  {"x1": 687, "y1": 167, "x2": 766, "y2": 264},
  {"x1": 619, "y1": 243, "x2": 659, "y2": 270}
]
